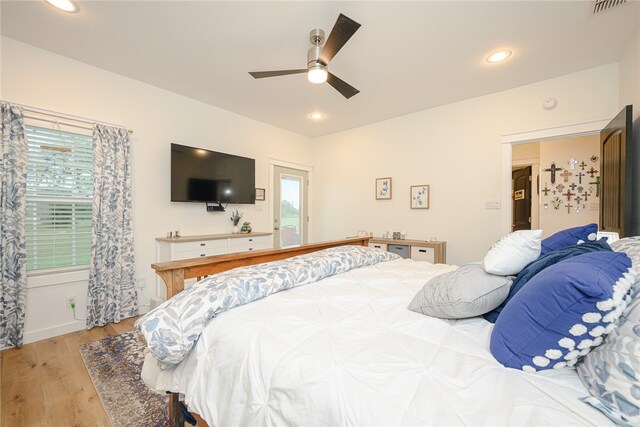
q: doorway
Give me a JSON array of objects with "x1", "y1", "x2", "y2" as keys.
[
  {"x1": 273, "y1": 165, "x2": 308, "y2": 248},
  {"x1": 501, "y1": 119, "x2": 610, "y2": 236},
  {"x1": 512, "y1": 166, "x2": 532, "y2": 231}
]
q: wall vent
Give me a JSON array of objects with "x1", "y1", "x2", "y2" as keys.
[{"x1": 593, "y1": 0, "x2": 627, "y2": 14}]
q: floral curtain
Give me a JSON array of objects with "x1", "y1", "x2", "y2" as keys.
[
  {"x1": 0, "y1": 103, "x2": 28, "y2": 348},
  {"x1": 86, "y1": 124, "x2": 138, "y2": 328}
]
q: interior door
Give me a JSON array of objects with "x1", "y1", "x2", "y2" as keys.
[
  {"x1": 512, "y1": 166, "x2": 532, "y2": 231},
  {"x1": 600, "y1": 105, "x2": 634, "y2": 237},
  {"x1": 273, "y1": 166, "x2": 308, "y2": 248}
]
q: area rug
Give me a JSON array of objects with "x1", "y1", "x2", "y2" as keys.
[{"x1": 79, "y1": 331, "x2": 168, "y2": 427}]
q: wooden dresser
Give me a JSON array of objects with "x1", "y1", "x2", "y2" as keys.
[{"x1": 368, "y1": 238, "x2": 446, "y2": 264}]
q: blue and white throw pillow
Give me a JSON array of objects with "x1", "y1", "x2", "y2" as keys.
[
  {"x1": 490, "y1": 251, "x2": 635, "y2": 372},
  {"x1": 577, "y1": 296, "x2": 640, "y2": 426},
  {"x1": 611, "y1": 236, "x2": 640, "y2": 295},
  {"x1": 540, "y1": 223, "x2": 598, "y2": 256},
  {"x1": 483, "y1": 239, "x2": 612, "y2": 323}
]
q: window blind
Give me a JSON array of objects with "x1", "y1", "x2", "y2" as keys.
[{"x1": 25, "y1": 125, "x2": 94, "y2": 271}]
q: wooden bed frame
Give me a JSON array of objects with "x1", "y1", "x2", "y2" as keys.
[{"x1": 151, "y1": 237, "x2": 371, "y2": 427}]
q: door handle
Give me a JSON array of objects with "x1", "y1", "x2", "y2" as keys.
[{"x1": 274, "y1": 227, "x2": 280, "y2": 230}]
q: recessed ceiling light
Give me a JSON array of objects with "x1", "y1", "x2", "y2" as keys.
[
  {"x1": 309, "y1": 112, "x2": 324, "y2": 120},
  {"x1": 486, "y1": 50, "x2": 512, "y2": 64},
  {"x1": 45, "y1": 0, "x2": 79, "y2": 13}
]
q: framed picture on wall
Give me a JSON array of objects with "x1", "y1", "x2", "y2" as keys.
[
  {"x1": 410, "y1": 185, "x2": 430, "y2": 209},
  {"x1": 255, "y1": 188, "x2": 265, "y2": 201},
  {"x1": 376, "y1": 177, "x2": 392, "y2": 200}
]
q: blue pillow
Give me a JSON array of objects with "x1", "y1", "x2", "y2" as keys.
[
  {"x1": 484, "y1": 239, "x2": 612, "y2": 323},
  {"x1": 490, "y1": 251, "x2": 633, "y2": 372},
  {"x1": 540, "y1": 223, "x2": 598, "y2": 256}
]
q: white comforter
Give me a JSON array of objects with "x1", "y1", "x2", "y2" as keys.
[{"x1": 142, "y1": 258, "x2": 613, "y2": 426}]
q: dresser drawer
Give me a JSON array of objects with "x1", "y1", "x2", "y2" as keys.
[
  {"x1": 411, "y1": 246, "x2": 435, "y2": 263},
  {"x1": 388, "y1": 244, "x2": 410, "y2": 259},
  {"x1": 174, "y1": 239, "x2": 228, "y2": 255},
  {"x1": 175, "y1": 246, "x2": 228, "y2": 259},
  {"x1": 229, "y1": 235, "x2": 271, "y2": 253},
  {"x1": 368, "y1": 242, "x2": 387, "y2": 251}
]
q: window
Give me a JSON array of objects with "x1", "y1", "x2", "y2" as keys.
[{"x1": 25, "y1": 125, "x2": 93, "y2": 271}]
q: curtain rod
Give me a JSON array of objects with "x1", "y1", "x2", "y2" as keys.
[
  {"x1": 2, "y1": 100, "x2": 134, "y2": 134},
  {"x1": 23, "y1": 115, "x2": 94, "y2": 132}
]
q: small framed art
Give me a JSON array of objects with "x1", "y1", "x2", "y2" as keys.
[
  {"x1": 255, "y1": 188, "x2": 265, "y2": 201},
  {"x1": 376, "y1": 177, "x2": 392, "y2": 200},
  {"x1": 410, "y1": 185, "x2": 430, "y2": 209}
]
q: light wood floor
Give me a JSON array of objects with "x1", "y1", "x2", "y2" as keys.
[{"x1": 1, "y1": 317, "x2": 138, "y2": 427}]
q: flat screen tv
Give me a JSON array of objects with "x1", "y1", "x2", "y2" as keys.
[{"x1": 171, "y1": 143, "x2": 255, "y2": 204}]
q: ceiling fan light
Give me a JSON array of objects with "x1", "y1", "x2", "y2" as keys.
[{"x1": 307, "y1": 66, "x2": 328, "y2": 84}]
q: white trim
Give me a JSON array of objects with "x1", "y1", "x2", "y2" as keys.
[
  {"x1": 269, "y1": 158, "x2": 314, "y2": 244},
  {"x1": 268, "y1": 158, "x2": 313, "y2": 172},
  {"x1": 502, "y1": 119, "x2": 609, "y2": 145},
  {"x1": 27, "y1": 268, "x2": 89, "y2": 289},
  {"x1": 23, "y1": 320, "x2": 85, "y2": 344},
  {"x1": 500, "y1": 119, "x2": 609, "y2": 234},
  {"x1": 512, "y1": 157, "x2": 539, "y2": 167}
]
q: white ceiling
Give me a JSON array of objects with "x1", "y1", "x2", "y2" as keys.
[{"x1": 1, "y1": 1, "x2": 639, "y2": 137}]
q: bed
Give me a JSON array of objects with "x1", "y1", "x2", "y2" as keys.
[{"x1": 139, "y1": 237, "x2": 616, "y2": 426}]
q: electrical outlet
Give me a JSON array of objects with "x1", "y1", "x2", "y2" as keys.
[
  {"x1": 136, "y1": 277, "x2": 147, "y2": 289},
  {"x1": 485, "y1": 200, "x2": 501, "y2": 210},
  {"x1": 66, "y1": 296, "x2": 76, "y2": 309}
]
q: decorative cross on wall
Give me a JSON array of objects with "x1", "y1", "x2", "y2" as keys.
[
  {"x1": 590, "y1": 176, "x2": 601, "y2": 197},
  {"x1": 542, "y1": 183, "x2": 550, "y2": 196},
  {"x1": 576, "y1": 172, "x2": 585, "y2": 184},
  {"x1": 565, "y1": 203, "x2": 574, "y2": 214},
  {"x1": 552, "y1": 197, "x2": 561, "y2": 209},
  {"x1": 575, "y1": 196, "x2": 583, "y2": 204},
  {"x1": 559, "y1": 169, "x2": 573, "y2": 182},
  {"x1": 568, "y1": 158, "x2": 578, "y2": 170},
  {"x1": 579, "y1": 161, "x2": 587, "y2": 170},
  {"x1": 563, "y1": 189, "x2": 575, "y2": 201},
  {"x1": 556, "y1": 184, "x2": 565, "y2": 192},
  {"x1": 569, "y1": 183, "x2": 577, "y2": 191},
  {"x1": 545, "y1": 162, "x2": 563, "y2": 184},
  {"x1": 587, "y1": 167, "x2": 598, "y2": 178},
  {"x1": 583, "y1": 192, "x2": 590, "y2": 201}
]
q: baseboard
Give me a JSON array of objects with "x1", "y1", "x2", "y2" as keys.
[{"x1": 23, "y1": 320, "x2": 85, "y2": 344}]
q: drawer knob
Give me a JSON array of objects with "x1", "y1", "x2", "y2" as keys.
[
  {"x1": 249, "y1": 239, "x2": 253, "y2": 242},
  {"x1": 419, "y1": 249, "x2": 426, "y2": 253},
  {"x1": 248, "y1": 248, "x2": 253, "y2": 251},
  {"x1": 200, "y1": 254, "x2": 206, "y2": 257},
  {"x1": 200, "y1": 243, "x2": 206, "y2": 246}
]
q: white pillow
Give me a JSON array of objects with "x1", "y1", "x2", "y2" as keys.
[{"x1": 483, "y1": 229, "x2": 543, "y2": 275}]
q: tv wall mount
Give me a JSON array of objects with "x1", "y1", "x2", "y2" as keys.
[{"x1": 206, "y1": 202, "x2": 226, "y2": 212}]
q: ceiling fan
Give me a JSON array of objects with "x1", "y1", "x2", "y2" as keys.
[{"x1": 249, "y1": 13, "x2": 361, "y2": 99}]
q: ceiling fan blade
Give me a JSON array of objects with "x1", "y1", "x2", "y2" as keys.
[
  {"x1": 318, "y1": 14, "x2": 361, "y2": 66},
  {"x1": 327, "y1": 72, "x2": 359, "y2": 99},
  {"x1": 249, "y1": 69, "x2": 307, "y2": 79}
]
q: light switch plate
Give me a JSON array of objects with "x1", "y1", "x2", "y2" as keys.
[{"x1": 485, "y1": 200, "x2": 501, "y2": 209}]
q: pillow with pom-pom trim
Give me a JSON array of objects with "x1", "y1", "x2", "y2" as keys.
[
  {"x1": 540, "y1": 223, "x2": 598, "y2": 257},
  {"x1": 490, "y1": 251, "x2": 634, "y2": 372}
]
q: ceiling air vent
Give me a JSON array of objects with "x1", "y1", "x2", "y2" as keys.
[{"x1": 593, "y1": 0, "x2": 627, "y2": 13}]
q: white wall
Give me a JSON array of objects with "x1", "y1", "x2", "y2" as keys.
[
  {"x1": 618, "y1": 26, "x2": 640, "y2": 232},
  {"x1": 311, "y1": 64, "x2": 620, "y2": 265},
  {"x1": 0, "y1": 37, "x2": 314, "y2": 343},
  {"x1": 538, "y1": 135, "x2": 600, "y2": 237}
]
